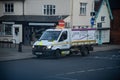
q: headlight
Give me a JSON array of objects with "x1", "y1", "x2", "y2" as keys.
[
  {"x1": 47, "y1": 45, "x2": 52, "y2": 49},
  {"x1": 32, "y1": 45, "x2": 35, "y2": 48}
]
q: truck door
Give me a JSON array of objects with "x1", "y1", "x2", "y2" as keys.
[{"x1": 58, "y1": 31, "x2": 70, "y2": 52}]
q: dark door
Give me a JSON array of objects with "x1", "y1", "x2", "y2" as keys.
[{"x1": 23, "y1": 27, "x2": 31, "y2": 45}]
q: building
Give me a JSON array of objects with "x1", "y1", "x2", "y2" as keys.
[
  {"x1": 94, "y1": 0, "x2": 113, "y2": 44},
  {"x1": 0, "y1": 0, "x2": 112, "y2": 45},
  {"x1": 109, "y1": 0, "x2": 120, "y2": 44},
  {"x1": 0, "y1": 0, "x2": 70, "y2": 45},
  {"x1": 0, "y1": 0, "x2": 113, "y2": 45}
]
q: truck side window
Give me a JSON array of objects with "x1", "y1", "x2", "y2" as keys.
[{"x1": 59, "y1": 31, "x2": 67, "y2": 42}]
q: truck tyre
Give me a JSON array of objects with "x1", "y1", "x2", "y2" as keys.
[
  {"x1": 36, "y1": 55, "x2": 43, "y2": 58},
  {"x1": 80, "y1": 46, "x2": 89, "y2": 56},
  {"x1": 66, "y1": 50, "x2": 72, "y2": 56},
  {"x1": 54, "y1": 49, "x2": 61, "y2": 59}
]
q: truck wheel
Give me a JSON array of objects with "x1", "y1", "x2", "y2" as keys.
[
  {"x1": 36, "y1": 55, "x2": 41, "y2": 58},
  {"x1": 66, "y1": 50, "x2": 72, "y2": 56},
  {"x1": 80, "y1": 46, "x2": 89, "y2": 56},
  {"x1": 36, "y1": 54, "x2": 43, "y2": 58},
  {"x1": 54, "y1": 49, "x2": 61, "y2": 58}
]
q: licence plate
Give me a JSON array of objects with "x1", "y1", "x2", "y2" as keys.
[{"x1": 36, "y1": 52, "x2": 42, "y2": 55}]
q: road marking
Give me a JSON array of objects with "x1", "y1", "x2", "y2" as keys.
[
  {"x1": 76, "y1": 70, "x2": 86, "y2": 73},
  {"x1": 55, "y1": 66, "x2": 120, "y2": 76},
  {"x1": 54, "y1": 76, "x2": 78, "y2": 80},
  {"x1": 66, "y1": 72, "x2": 76, "y2": 75},
  {"x1": 112, "y1": 55, "x2": 120, "y2": 57},
  {"x1": 87, "y1": 68, "x2": 105, "y2": 72},
  {"x1": 89, "y1": 55, "x2": 120, "y2": 60},
  {"x1": 87, "y1": 69, "x2": 97, "y2": 72},
  {"x1": 46, "y1": 66, "x2": 120, "y2": 80},
  {"x1": 93, "y1": 68, "x2": 105, "y2": 71}
]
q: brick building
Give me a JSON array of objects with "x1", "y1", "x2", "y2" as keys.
[{"x1": 109, "y1": 0, "x2": 120, "y2": 44}]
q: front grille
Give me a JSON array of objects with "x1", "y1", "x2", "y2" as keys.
[{"x1": 34, "y1": 45, "x2": 46, "y2": 50}]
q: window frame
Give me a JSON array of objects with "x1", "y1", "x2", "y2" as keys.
[
  {"x1": 43, "y1": 5, "x2": 56, "y2": 15},
  {"x1": 0, "y1": 22, "x2": 14, "y2": 36},
  {"x1": 59, "y1": 31, "x2": 67, "y2": 42},
  {"x1": 4, "y1": 24, "x2": 13, "y2": 35},
  {"x1": 80, "y1": 3, "x2": 87, "y2": 16},
  {"x1": 4, "y1": 2, "x2": 14, "y2": 13},
  {"x1": 101, "y1": 16, "x2": 105, "y2": 22},
  {"x1": 97, "y1": 23, "x2": 102, "y2": 28}
]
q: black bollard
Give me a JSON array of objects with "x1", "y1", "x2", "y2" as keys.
[{"x1": 18, "y1": 42, "x2": 22, "y2": 52}]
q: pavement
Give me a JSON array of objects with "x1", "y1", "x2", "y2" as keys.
[{"x1": 0, "y1": 44, "x2": 120, "y2": 61}]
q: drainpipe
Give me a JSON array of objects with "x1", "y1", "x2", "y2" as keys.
[
  {"x1": 22, "y1": 0, "x2": 25, "y2": 16},
  {"x1": 70, "y1": 0, "x2": 73, "y2": 28}
]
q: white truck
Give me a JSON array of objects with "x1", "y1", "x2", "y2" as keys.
[{"x1": 32, "y1": 28, "x2": 96, "y2": 58}]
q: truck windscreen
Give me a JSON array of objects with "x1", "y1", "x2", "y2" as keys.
[{"x1": 39, "y1": 31, "x2": 61, "y2": 41}]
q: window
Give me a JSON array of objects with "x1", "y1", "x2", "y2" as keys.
[
  {"x1": 97, "y1": 23, "x2": 102, "y2": 28},
  {"x1": 80, "y1": 3, "x2": 87, "y2": 15},
  {"x1": 65, "y1": 22, "x2": 70, "y2": 28},
  {"x1": 0, "y1": 24, "x2": 13, "y2": 36},
  {"x1": 43, "y1": 5, "x2": 56, "y2": 15},
  {"x1": 59, "y1": 31, "x2": 67, "y2": 42},
  {"x1": 101, "y1": 16, "x2": 105, "y2": 22},
  {"x1": 40, "y1": 31, "x2": 61, "y2": 41},
  {"x1": 5, "y1": 24, "x2": 13, "y2": 35},
  {"x1": 4, "y1": 3, "x2": 14, "y2": 13},
  {"x1": 95, "y1": 0, "x2": 100, "y2": 1},
  {"x1": 0, "y1": 24, "x2": 4, "y2": 36}
]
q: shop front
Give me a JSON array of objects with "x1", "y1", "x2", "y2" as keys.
[
  {"x1": 0, "y1": 15, "x2": 68, "y2": 45},
  {"x1": 28, "y1": 22, "x2": 57, "y2": 45}
]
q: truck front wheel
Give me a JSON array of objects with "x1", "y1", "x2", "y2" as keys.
[
  {"x1": 80, "y1": 46, "x2": 89, "y2": 56},
  {"x1": 54, "y1": 49, "x2": 61, "y2": 58}
]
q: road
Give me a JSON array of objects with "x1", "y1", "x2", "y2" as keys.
[{"x1": 0, "y1": 49, "x2": 120, "y2": 80}]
